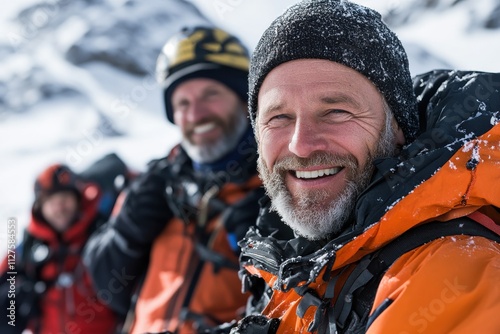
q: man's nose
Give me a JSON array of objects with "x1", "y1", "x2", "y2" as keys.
[
  {"x1": 185, "y1": 99, "x2": 209, "y2": 124},
  {"x1": 288, "y1": 118, "x2": 328, "y2": 158}
]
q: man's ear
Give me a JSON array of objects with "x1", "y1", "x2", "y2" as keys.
[{"x1": 393, "y1": 117, "x2": 406, "y2": 147}]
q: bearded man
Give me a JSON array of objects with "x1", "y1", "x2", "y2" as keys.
[
  {"x1": 230, "y1": 1, "x2": 500, "y2": 333},
  {"x1": 84, "y1": 26, "x2": 264, "y2": 334}
]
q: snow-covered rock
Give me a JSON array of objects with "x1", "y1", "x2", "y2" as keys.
[
  {"x1": 1, "y1": 0, "x2": 210, "y2": 116},
  {"x1": 65, "y1": 0, "x2": 210, "y2": 75}
]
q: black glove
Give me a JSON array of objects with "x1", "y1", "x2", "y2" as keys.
[
  {"x1": 113, "y1": 158, "x2": 173, "y2": 247},
  {"x1": 229, "y1": 315, "x2": 280, "y2": 334}
]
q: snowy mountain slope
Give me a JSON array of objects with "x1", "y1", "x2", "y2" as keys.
[
  {"x1": 1, "y1": 0, "x2": 499, "y2": 256},
  {"x1": 1, "y1": 0, "x2": 210, "y2": 115},
  {"x1": 383, "y1": 0, "x2": 500, "y2": 73},
  {"x1": 0, "y1": 0, "x2": 211, "y2": 251},
  {"x1": 190, "y1": 0, "x2": 500, "y2": 73}
]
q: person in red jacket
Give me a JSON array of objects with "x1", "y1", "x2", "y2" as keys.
[{"x1": 0, "y1": 164, "x2": 117, "y2": 334}]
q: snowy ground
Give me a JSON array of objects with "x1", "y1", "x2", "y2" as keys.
[{"x1": 1, "y1": 0, "x2": 499, "y2": 257}]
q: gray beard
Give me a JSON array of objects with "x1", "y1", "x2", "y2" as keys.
[
  {"x1": 270, "y1": 170, "x2": 364, "y2": 240},
  {"x1": 257, "y1": 116, "x2": 399, "y2": 241},
  {"x1": 181, "y1": 108, "x2": 248, "y2": 164}
]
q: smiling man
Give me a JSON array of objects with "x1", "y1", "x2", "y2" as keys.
[
  {"x1": 230, "y1": 0, "x2": 500, "y2": 333},
  {"x1": 172, "y1": 77, "x2": 248, "y2": 165},
  {"x1": 257, "y1": 59, "x2": 405, "y2": 240},
  {"x1": 84, "y1": 26, "x2": 265, "y2": 334}
]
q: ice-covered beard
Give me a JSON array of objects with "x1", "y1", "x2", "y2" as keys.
[
  {"x1": 181, "y1": 105, "x2": 248, "y2": 163},
  {"x1": 257, "y1": 118, "x2": 398, "y2": 241}
]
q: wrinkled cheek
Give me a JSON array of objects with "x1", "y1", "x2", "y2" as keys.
[
  {"x1": 182, "y1": 130, "x2": 194, "y2": 145},
  {"x1": 257, "y1": 143, "x2": 275, "y2": 172},
  {"x1": 259, "y1": 159, "x2": 287, "y2": 197},
  {"x1": 259, "y1": 131, "x2": 288, "y2": 159}
]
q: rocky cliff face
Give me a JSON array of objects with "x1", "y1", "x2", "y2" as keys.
[{"x1": 1, "y1": 0, "x2": 210, "y2": 117}]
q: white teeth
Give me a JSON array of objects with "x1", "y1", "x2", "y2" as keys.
[
  {"x1": 295, "y1": 168, "x2": 341, "y2": 179},
  {"x1": 193, "y1": 122, "x2": 216, "y2": 134}
]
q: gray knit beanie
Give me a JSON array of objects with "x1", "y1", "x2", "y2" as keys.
[{"x1": 249, "y1": 0, "x2": 419, "y2": 142}]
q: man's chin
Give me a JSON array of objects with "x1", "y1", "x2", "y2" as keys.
[
  {"x1": 182, "y1": 140, "x2": 229, "y2": 163},
  {"x1": 289, "y1": 224, "x2": 329, "y2": 241},
  {"x1": 271, "y1": 195, "x2": 341, "y2": 241}
]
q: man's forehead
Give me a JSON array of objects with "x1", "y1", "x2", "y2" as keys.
[
  {"x1": 258, "y1": 89, "x2": 362, "y2": 114},
  {"x1": 257, "y1": 60, "x2": 375, "y2": 113},
  {"x1": 258, "y1": 60, "x2": 372, "y2": 98},
  {"x1": 172, "y1": 77, "x2": 228, "y2": 98}
]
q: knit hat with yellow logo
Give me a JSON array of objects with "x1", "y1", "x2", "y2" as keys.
[{"x1": 156, "y1": 26, "x2": 250, "y2": 123}]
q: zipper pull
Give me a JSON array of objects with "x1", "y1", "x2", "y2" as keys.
[{"x1": 197, "y1": 185, "x2": 219, "y2": 227}]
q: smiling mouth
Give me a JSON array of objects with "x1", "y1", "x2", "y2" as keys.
[
  {"x1": 193, "y1": 122, "x2": 216, "y2": 134},
  {"x1": 294, "y1": 167, "x2": 342, "y2": 179}
]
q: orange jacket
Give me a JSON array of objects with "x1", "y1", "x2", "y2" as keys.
[
  {"x1": 84, "y1": 128, "x2": 262, "y2": 333},
  {"x1": 131, "y1": 175, "x2": 262, "y2": 334},
  {"x1": 83, "y1": 127, "x2": 262, "y2": 334},
  {"x1": 238, "y1": 70, "x2": 500, "y2": 333}
]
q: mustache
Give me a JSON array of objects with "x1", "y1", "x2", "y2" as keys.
[
  {"x1": 271, "y1": 152, "x2": 358, "y2": 174},
  {"x1": 185, "y1": 117, "x2": 223, "y2": 136}
]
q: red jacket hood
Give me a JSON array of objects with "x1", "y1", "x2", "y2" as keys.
[{"x1": 28, "y1": 183, "x2": 101, "y2": 246}]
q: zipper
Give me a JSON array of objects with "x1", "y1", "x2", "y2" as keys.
[
  {"x1": 197, "y1": 185, "x2": 219, "y2": 227},
  {"x1": 242, "y1": 247, "x2": 281, "y2": 272}
]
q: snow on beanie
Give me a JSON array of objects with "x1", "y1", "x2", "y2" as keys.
[{"x1": 248, "y1": 0, "x2": 419, "y2": 141}]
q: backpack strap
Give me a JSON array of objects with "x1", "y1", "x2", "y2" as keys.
[{"x1": 333, "y1": 216, "x2": 500, "y2": 333}]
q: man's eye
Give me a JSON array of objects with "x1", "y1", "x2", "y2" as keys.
[
  {"x1": 205, "y1": 90, "x2": 221, "y2": 99},
  {"x1": 325, "y1": 109, "x2": 352, "y2": 121},
  {"x1": 269, "y1": 114, "x2": 291, "y2": 121},
  {"x1": 174, "y1": 100, "x2": 189, "y2": 111},
  {"x1": 266, "y1": 114, "x2": 292, "y2": 126},
  {"x1": 328, "y1": 109, "x2": 348, "y2": 114}
]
